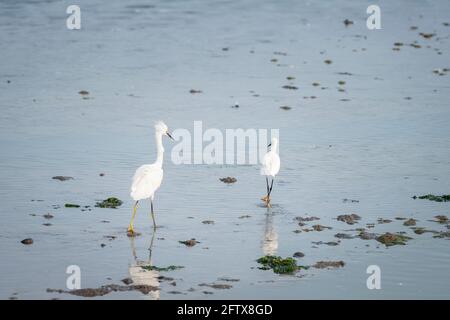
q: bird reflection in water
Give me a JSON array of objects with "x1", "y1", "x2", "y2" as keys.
[
  {"x1": 128, "y1": 232, "x2": 160, "y2": 300},
  {"x1": 262, "y1": 209, "x2": 278, "y2": 256}
]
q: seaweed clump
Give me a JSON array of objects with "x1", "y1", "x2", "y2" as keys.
[
  {"x1": 141, "y1": 265, "x2": 184, "y2": 272},
  {"x1": 95, "y1": 197, "x2": 123, "y2": 208},
  {"x1": 376, "y1": 232, "x2": 412, "y2": 246},
  {"x1": 337, "y1": 214, "x2": 361, "y2": 225},
  {"x1": 413, "y1": 194, "x2": 450, "y2": 202},
  {"x1": 257, "y1": 255, "x2": 308, "y2": 274},
  {"x1": 65, "y1": 203, "x2": 80, "y2": 208}
]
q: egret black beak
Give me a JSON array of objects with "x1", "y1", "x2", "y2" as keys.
[
  {"x1": 166, "y1": 132, "x2": 174, "y2": 140},
  {"x1": 267, "y1": 143, "x2": 272, "y2": 148}
]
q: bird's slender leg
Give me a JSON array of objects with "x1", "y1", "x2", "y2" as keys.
[
  {"x1": 148, "y1": 229, "x2": 156, "y2": 263},
  {"x1": 268, "y1": 178, "x2": 274, "y2": 196},
  {"x1": 266, "y1": 178, "x2": 274, "y2": 207},
  {"x1": 128, "y1": 201, "x2": 139, "y2": 234},
  {"x1": 150, "y1": 199, "x2": 156, "y2": 230},
  {"x1": 262, "y1": 177, "x2": 270, "y2": 202}
]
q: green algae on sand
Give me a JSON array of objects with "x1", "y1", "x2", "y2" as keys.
[
  {"x1": 257, "y1": 255, "x2": 309, "y2": 274},
  {"x1": 95, "y1": 197, "x2": 123, "y2": 208}
]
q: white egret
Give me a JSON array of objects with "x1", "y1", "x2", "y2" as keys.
[
  {"x1": 128, "y1": 121, "x2": 173, "y2": 234},
  {"x1": 260, "y1": 137, "x2": 280, "y2": 207}
]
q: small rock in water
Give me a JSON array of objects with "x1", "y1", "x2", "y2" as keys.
[
  {"x1": 218, "y1": 277, "x2": 240, "y2": 282},
  {"x1": 313, "y1": 261, "x2": 345, "y2": 269},
  {"x1": 220, "y1": 177, "x2": 237, "y2": 184},
  {"x1": 434, "y1": 215, "x2": 448, "y2": 223},
  {"x1": 198, "y1": 283, "x2": 232, "y2": 290},
  {"x1": 52, "y1": 176, "x2": 74, "y2": 181},
  {"x1": 202, "y1": 220, "x2": 215, "y2": 224},
  {"x1": 358, "y1": 231, "x2": 377, "y2": 240},
  {"x1": 179, "y1": 239, "x2": 199, "y2": 247},
  {"x1": 419, "y1": 32, "x2": 435, "y2": 39},
  {"x1": 280, "y1": 106, "x2": 291, "y2": 110},
  {"x1": 337, "y1": 214, "x2": 361, "y2": 225},
  {"x1": 334, "y1": 233, "x2": 354, "y2": 239},
  {"x1": 78, "y1": 90, "x2": 89, "y2": 95},
  {"x1": 343, "y1": 19, "x2": 353, "y2": 26},
  {"x1": 189, "y1": 89, "x2": 203, "y2": 94},
  {"x1": 21, "y1": 238, "x2": 33, "y2": 245},
  {"x1": 312, "y1": 224, "x2": 332, "y2": 231},
  {"x1": 403, "y1": 218, "x2": 417, "y2": 226},
  {"x1": 282, "y1": 85, "x2": 298, "y2": 90},
  {"x1": 294, "y1": 216, "x2": 320, "y2": 222},
  {"x1": 43, "y1": 213, "x2": 54, "y2": 219},
  {"x1": 342, "y1": 198, "x2": 359, "y2": 203},
  {"x1": 293, "y1": 252, "x2": 305, "y2": 258},
  {"x1": 312, "y1": 241, "x2": 339, "y2": 246},
  {"x1": 121, "y1": 278, "x2": 133, "y2": 285}
]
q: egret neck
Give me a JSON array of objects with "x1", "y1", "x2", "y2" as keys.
[{"x1": 155, "y1": 132, "x2": 165, "y2": 167}]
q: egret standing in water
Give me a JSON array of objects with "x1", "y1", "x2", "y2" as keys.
[
  {"x1": 261, "y1": 137, "x2": 280, "y2": 207},
  {"x1": 128, "y1": 121, "x2": 174, "y2": 235}
]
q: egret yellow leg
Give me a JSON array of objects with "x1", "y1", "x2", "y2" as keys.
[{"x1": 127, "y1": 201, "x2": 139, "y2": 233}]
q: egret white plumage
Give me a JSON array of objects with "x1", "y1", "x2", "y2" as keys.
[
  {"x1": 260, "y1": 137, "x2": 280, "y2": 207},
  {"x1": 128, "y1": 121, "x2": 173, "y2": 234}
]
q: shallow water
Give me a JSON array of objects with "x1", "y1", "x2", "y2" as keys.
[{"x1": 1, "y1": 0, "x2": 450, "y2": 299}]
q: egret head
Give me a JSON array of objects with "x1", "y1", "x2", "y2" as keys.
[
  {"x1": 155, "y1": 121, "x2": 174, "y2": 140},
  {"x1": 267, "y1": 137, "x2": 278, "y2": 150}
]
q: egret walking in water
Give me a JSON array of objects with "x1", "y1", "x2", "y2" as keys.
[
  {"x1": 261, "y1": 137, "x2": 280, "y2": 207},
  {"x1": 128, "y1": 121, "x2": 174, "y2": 235}
]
